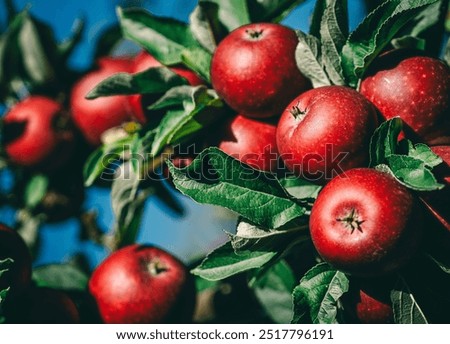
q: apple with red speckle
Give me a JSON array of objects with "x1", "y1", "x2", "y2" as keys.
[
  {"x1": 310, "y1": 168, "x2": 422, "y2": 276},
  {"x1": 211, "y1": 23, "x2": 310, "y2": 118},
  {"x1": 360, "y1": 50, "x2": 450, "y2": 145},
  {"x1": 276, "y1": 86, "x2": 378, "y2": 183}
]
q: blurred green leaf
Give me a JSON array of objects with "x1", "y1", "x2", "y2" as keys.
[
  {"x1": 18, "y1": 15, "x2": 55, "y2": 84},
  {"x1": 86, "y1": 67, "x2": 187, "y2": 99},
  {"x1": 58, "y1": 18, "x2": 85, "y2": 61},
  {"x1": 118, "y1": 7, "x2": 201, "y2": 65},
  {"x1": 83, "y1": 134, "x2": 138, "y2": 187},
  {"x1": 32, "y1": 264, "x2": 88, "y2": 291},
  {"x1": 24, "y1": 174, "x2": 49, "y2": 209},
  {"x1": 248, "y1": 0, "x2": 307, "y2": 23},
  {"x1": 253, "y1": 260, "x2": 296, "y2": 324}
]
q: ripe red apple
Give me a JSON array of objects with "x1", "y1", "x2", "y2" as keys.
[
  {"x1": 276, "y1": 86, "x2": 378, "y2": 183},
  {"x1": 70, "y1": 57, "x2": 133, "y2": 146},
  {"x1": 6, "y1": 287, "x2": 80, "y2": 324},
  {"x1": 310, "y1": 168, "x2": 422, "y2": 276},
  {"x1": 89, "y1": 244, "x2": 195, "y2": 323},
  {"x1": 0, "y1": 224, "x2": 32, "y2": 296},
  {"x1": 128, "y1": 51, "x2": 204, "y2": 123},
  {"x1": 360, "y1": 50, "x2": 450, "y2": 145},
  {"x1": 2, "y1": 96, "x2": 73, "y2": 168},
  {"x1": 217, "y1": 115, "x2": 278, "y2": 172},
  {"x1": 210, "y1": 23, "x2": 310, "y2": 118}
]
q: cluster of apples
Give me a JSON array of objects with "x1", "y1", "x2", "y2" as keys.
[
  {"x1": 1, "y1": 16, "x2": 449, "y2": 324},
  {"x1": 209, "y1": 23, "x2": 450, "y2": 324}
]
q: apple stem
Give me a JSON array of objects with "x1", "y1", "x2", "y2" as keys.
[{"x1": 337, "y1": 208, "x2": 365, "y2": 234}]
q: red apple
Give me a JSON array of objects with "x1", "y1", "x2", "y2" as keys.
[
  {"x1": 89, "y1": 244, "x2": 195, "y2": 323},
  {"x1": 310, "y1": 168, "x2": 422, "y2": 276},
  {"x1": 70, "y1": 57, "x2": 133, "y2": 146},
  {"x1": 276, "y1": 86, "x2": 378, "y2": 183},
  {"x1": 0, "y1": 224, "x2": 32, "y2": 296},
  {"x1": 218, "y1": 115, "x2": 278, "y2": 172},
  {"x1": 3, "y1": 96, "x2": 73, "y2": 168},
  {"x1": 210, "y1": 23, "x2": 310, "y2": 118},
  {"x1": 360, "y1": 50, "x2": 450, "y2": 145},
  {"x1": 128, "y1": 51, "x2": 204, "y2": 123}
]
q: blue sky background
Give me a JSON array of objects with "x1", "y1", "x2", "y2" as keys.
[{"x1": 0, "y1": 0, "x2": 368, "y2": 270}]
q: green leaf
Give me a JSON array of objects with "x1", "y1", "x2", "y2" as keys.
[
  {"x1": 24, "y1": 174, "x2": 49, "y2": 209},
  {"x1": 83, "y1": 134, "x2": 138, "y2": 187},
  {"x1": 32, "y1": 264, "x2": 88, "y2": 291},
  {"x1": 393, "y1": 0, "x2": 446, "y2": 53},
  {"x1": 181, "y1": 47, "x2": 212, "y2": 83},
  {"x1": 391, "y1": 35, "x2": 426, "y2": 50},
  {"x1": 58, "y1": 18, "x2": 85, "y2": 61},
  {"x1": 279, "y1": 177, "x2": 322, "y2": 200},
  {"x1": 292, "y1": 263, "x2": 349, "y2": 324},
  {"x1": 111, "y1": 163, "x2": 151, "y2": 247},
  {"x1": 252, "y1": 260, "x2": 296, "y2": 324},
  {"x1": 387, "y1": 154, "x2": 444, "y2": 191},
  {"x1": 230, "y1": 219, "x2": 309, "y2": 253},
  {"x1": 169, "y1": 147, "x2": 307, "y2": 229},
  {"x1": 86, "y1": 68, "x2": 187, "y2": 99},
  {"x1": 407, "y1": 142, "x2": 442, "y2": 168},
  {"x1": 391, "y1": 276, "x2": 428, "y2": 324},
  {"x1": 150, "y1": 86, "x2": 223, "y2": 156},
  {"x1": 341, "y1": 0, "x2": 440, "y2": 88},
  {"x1": 118, "y1": 7, "x2": 200, "y2": 65},
  {"x1": 247, "y1": 0, "x2": 307, "y2": 23},
  {"x1": 191, "y1": 241, "x2": 277, "y2": 281},
  {"x1": 18, "y1": 15, "x2": 55, "y2": 84},
  {"x1": 369, "y1": 117, "x2": 403, "y2": 167},
  {"x1": 295, "y1": 31, "x2": 331, "y2": 88},
  {"x1": 189, "y1": 2, "x2": 225, "y2": 53},
  {"x1": 310, "y1": 0, "x2": 327, "y2": 38},
  {"x1": 320, "y1": 0, "x2": 348, "y2": 85},
  {"x1": 198, "y1": 0, "x2": 250, "y2": 32}
]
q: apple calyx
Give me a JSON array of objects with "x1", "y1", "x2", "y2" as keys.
[
  {"x1": 337, "y1": 208, "x2": 365, "y2": 234},
  {"x1": 246, "y1": 29, "x2": 264, "y2": 39},
  {"x1": 148, "y1": 260, "x2": 168, "y2": 276},
  {"x1": 290, "y1": 103, "x2": 307, "y2": 120}
]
